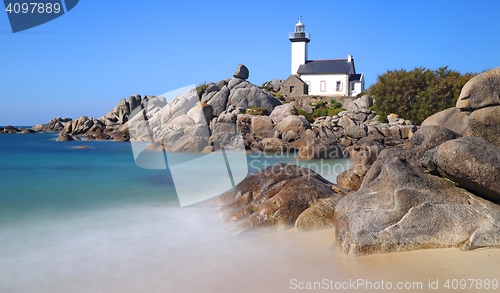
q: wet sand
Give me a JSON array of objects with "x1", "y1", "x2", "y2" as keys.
[{"x1": 1, "y1": 207, "x2": 499, "y2": 293}]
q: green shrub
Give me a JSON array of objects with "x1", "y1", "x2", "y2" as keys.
[
  {"x1": 296, "y1": 108, "x2": 313, "y2": 122},
  {"x1": 259, "y1": 85, "x2": 273, "y2": 92},
  {"x1": 315, "y1": 101, "x2": 326, "y2": 108},
  {"x1": 369, "y1": 66, "x2": 476, "y2": 125},
  {"x1": 196, "y1": 83, "x2": 207, "y2": 100},
  {"x1": 328, "y1": 108, "x2": 346, "y2": 116},
  {"x1": 331, "y1": 101, "x2": 342, "y2": 109}
]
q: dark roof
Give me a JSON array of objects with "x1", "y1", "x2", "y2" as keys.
[
  {"x1": 349, "y1": 74, "x2": 362, "y2": 82},
  {"x1": 297, "y1": 59, "x2": 353, "y2": 74}
]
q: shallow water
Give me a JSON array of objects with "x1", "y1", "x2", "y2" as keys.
[{"x1": 1, "y1": 133, "x2": 499, "y2": 293}]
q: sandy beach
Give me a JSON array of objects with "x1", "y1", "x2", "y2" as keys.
[{"x1": 4, "y1": 204, "x2": 498, "y2": 293}]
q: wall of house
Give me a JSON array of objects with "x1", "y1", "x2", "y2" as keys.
[
  {"x1": 291, "y1": 42, "x2": 308, "y2": 75},
  {"x1": 300, "y1": 73, "x2": 348, "y2": 96},
  {"x1": 349, "y1": 82, "x2": 363, "y2": 96},
  {"x1": 281, "y1": 76, "x2": 308, "y2": 99}
]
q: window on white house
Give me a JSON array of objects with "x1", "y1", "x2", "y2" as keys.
[
  {"x1": 336, "y1": 81, "x2": 342, "y2": 91},
  {"x1": 320, "y1": 81, "x2": 326, "y2": 92},
  {"x1": 351, "y1": 83, "x2": 355, "y2": 91}
]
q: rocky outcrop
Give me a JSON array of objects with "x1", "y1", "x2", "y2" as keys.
[
  {"x1": 3, "y1": 126, "x2": 20, "y2": 133},
  {"x1": 333, "y1": 69, "x2": 500, "y2": 256},
  {"x1": 208, "y1": 163, "x2": 345, "y2": 234},
  {"x1": 56, "y1": 133, "x2": 74, "y2": 141},
  {"x1": 456, "y1": 67, "x2": 500, "y2": 110},
  {"x1": 422, "y1": 67, "x2": 500, "y2": 148},
  {"x1": 228, "y1": 86, "x2": 282, "y2": 115},
  {"x1": 421, "y1": 136, "x2": 500, "y2": 204},
  {"x1": 261, "y1": 79, "x2": 284, "y2": 92},
  {"x1": 421, "y1": 107, "x2": 472, "y2": 135},
  {"x1": 38, "y1": 117, "x2": 72, "y2": 132},
  {"x1": 233, "y1": 64, "x2": 249, "y2": 80},
  {"x1": 347, "y1": 95, "x2": 374, "y2": 112}
]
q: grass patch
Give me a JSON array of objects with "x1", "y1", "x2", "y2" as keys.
[{"x1": 246, "y1": 107, "x2": 267, "y2": 116}]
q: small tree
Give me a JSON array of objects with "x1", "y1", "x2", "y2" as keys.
[{"x1": 368, "y1": 67, "x2": 476, "y2": 124}]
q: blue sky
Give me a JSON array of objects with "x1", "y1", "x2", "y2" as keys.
[{"x1": 1, "y1": 0, "x2": 499, "y2": 125}]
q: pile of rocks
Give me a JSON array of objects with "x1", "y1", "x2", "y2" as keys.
[
  {"x1": 209, "y1": 67, "x2": 500, "y2": 257},
  {"x1": 36, "y1": 64, "x2": 417, "y2": 160},
  {"x1": 0, "y1": 126, "x2": 36, "y2": 134}
]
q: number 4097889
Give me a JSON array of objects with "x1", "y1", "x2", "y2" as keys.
[{"x1": 5, "y1": 3, "x2": 61, "y2": 14}]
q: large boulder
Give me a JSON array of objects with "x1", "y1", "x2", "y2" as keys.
[
  {"x1": 347, "y1": 95, "x2": 374, "y2": 111},
  {"x1": 335, "y1": 156, "x2": 500, "y2": 256},
  {"x1": 169, "y1": 135, "x2": 209, "y2": 152},
  {"x1": 337, "y1": 146, "x2": 382, "y2": 191},
  {"x1": 294, "y1": 138, "x2": 345, "y2": 160},
  {"x1": 56, "y1": 133, "x2": 74, "y2": 141},
  {"x1": 334, "y1": 126, "x2": 500, "y2": 256},
  {"x1": 269, "y1": 104, "x2": 298, "y2": 123},
  {"x1": 421, "y1": 107, "x2": 472, "y2": 135},
  {"x1": 207, "y1": 86, "x2": 230, "y2": 116},
  {"x1": 3, "y1": 126, "x2": 19, "y2": 133},
  {"x1": 251, "y1": 116, "x2": 274, "y2": 134},
  {"x1": 233, "y1": 64, "x2": 249, "y2": 80},
  {"x1": 468, "y1": 105, "x2": 500, "y2": 149},
  {"x1": 456, "y1": 67, "x2": 500, "y2": 110},
  {"x1": 228, "y1": 87, "x2": 281, "y2": 115},
  {"x1": 274, "y1": 115, "x2": 310, "y2": 134},
  {"x1": 421, "y1": 136, "x2": 500, "y2": 203},
  {"x1": 209, "y1": 163, "x2": 344, "y2": 234},
  {"x1": 261, "y1": 79, "x2": 284, "y2": 92}
]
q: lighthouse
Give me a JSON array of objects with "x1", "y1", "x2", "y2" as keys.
[{"x1": 289, "y1": 18, "x2": 310, "y2": 75}]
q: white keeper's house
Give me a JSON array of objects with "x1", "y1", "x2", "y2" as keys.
[{"x1": 282, "y1": 19, "x2": 365, "y2": 98}]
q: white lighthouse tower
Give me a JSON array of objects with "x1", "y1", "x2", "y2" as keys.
[{"x1": 289, "y1": 18, "x2": 310, "y2": 75}]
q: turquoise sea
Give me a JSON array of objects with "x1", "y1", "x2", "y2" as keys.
[{"x1": 0, "y1": 132, "x2": 351, "y2": 293}]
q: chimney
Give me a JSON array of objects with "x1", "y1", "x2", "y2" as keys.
[{"x1": 348, "y1": 54, "x2": 353, "y2": 62}]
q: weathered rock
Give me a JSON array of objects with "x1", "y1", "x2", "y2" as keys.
[
  {"x1": 218, "y1": 112, "x2": 237, "y2": 123},
  {"x1": 56, "y1": 133, "x2": 74, "y2": 141},
  {"x1": 421, "y1": 136, "x2": 500, "y2": 204},
  {"x1": 209, "y1": 163, "x2": 344, "y2": 234},
  {"x1": 337, "y1": 146, "x2": 382, "y2": 191},
  {"x1": 82, "y1": 135, "x2": 95, "y2": 140},
  {"x1": 207, "y1": 86, "x2": 230, "y2": 116},
  {"x1": 421, "y1": 107, "x2": 472, "y2": 135},
  {"x1": 32, "y1": 124, "x2": 44, "y2": 131},
  {"x1": 295, "y1": 197, "x2": 340, "y2": 232},
  {"x1": 362, "y1": 126, "x2": 462, "y2": 186},
  {"x1": 21, "y1": 129, "x2": 37, "y2": 134},
  {"x1": 335, "y1": 156, "x2": 500, "y2": 256},
  {"x1": 260, "y1": 138, "x2": 292, "y2": 153},
  {"x1": 94, "y1": 133, "x2": 111, "y2": 140},
  {"x1": 344, "y1": 125, "x2": 368, "y2": 139},
  {"x1": 215, "y1": 79, "x2": 228, "y2": 90},
  {"x1": 295, "y1": 138, "x2": 345, "y2": 160},
  {"x1": 338, "y1": 117, "x2": 358, "y2": 129},
  {"x1": 274, "y1": 115, "x2": 311, "y2": 134},
  {"x1": 457, "y1": 67, "x2": 500, "y2": 110},
  {"x1": 112, "y1": 131, "x2": 130, "y2": 142},
  {"x1": 468, "y1": 105, "x2": 500, "y2": 149},
  {"x1": 233, "y1": 64, "x2": 249, "y2": 80},
  {"x1": 228, "y1": 87, "x2": 281, "y2": 115},
  {"x1": 251, "y1": 116, "x2": 274, "y2": 134},
  {"x1": 170, "y1": 135, "x2": 209, "y2": 152},
  {"x1": 4, "y1": 126, "x2": 19, "y2": 133},
  {"x1": 347, "y1": 95, "x2": 373, "y2": 111},
  {"x1": 283, "y1": 130, "x2": 299, "y2": 142},
  {"x1": 269, "y1": 104, "x2": 298, "y2": 123},
  {"x1": 261, "y1": 79, "x2": 284, "y2": 92}
]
